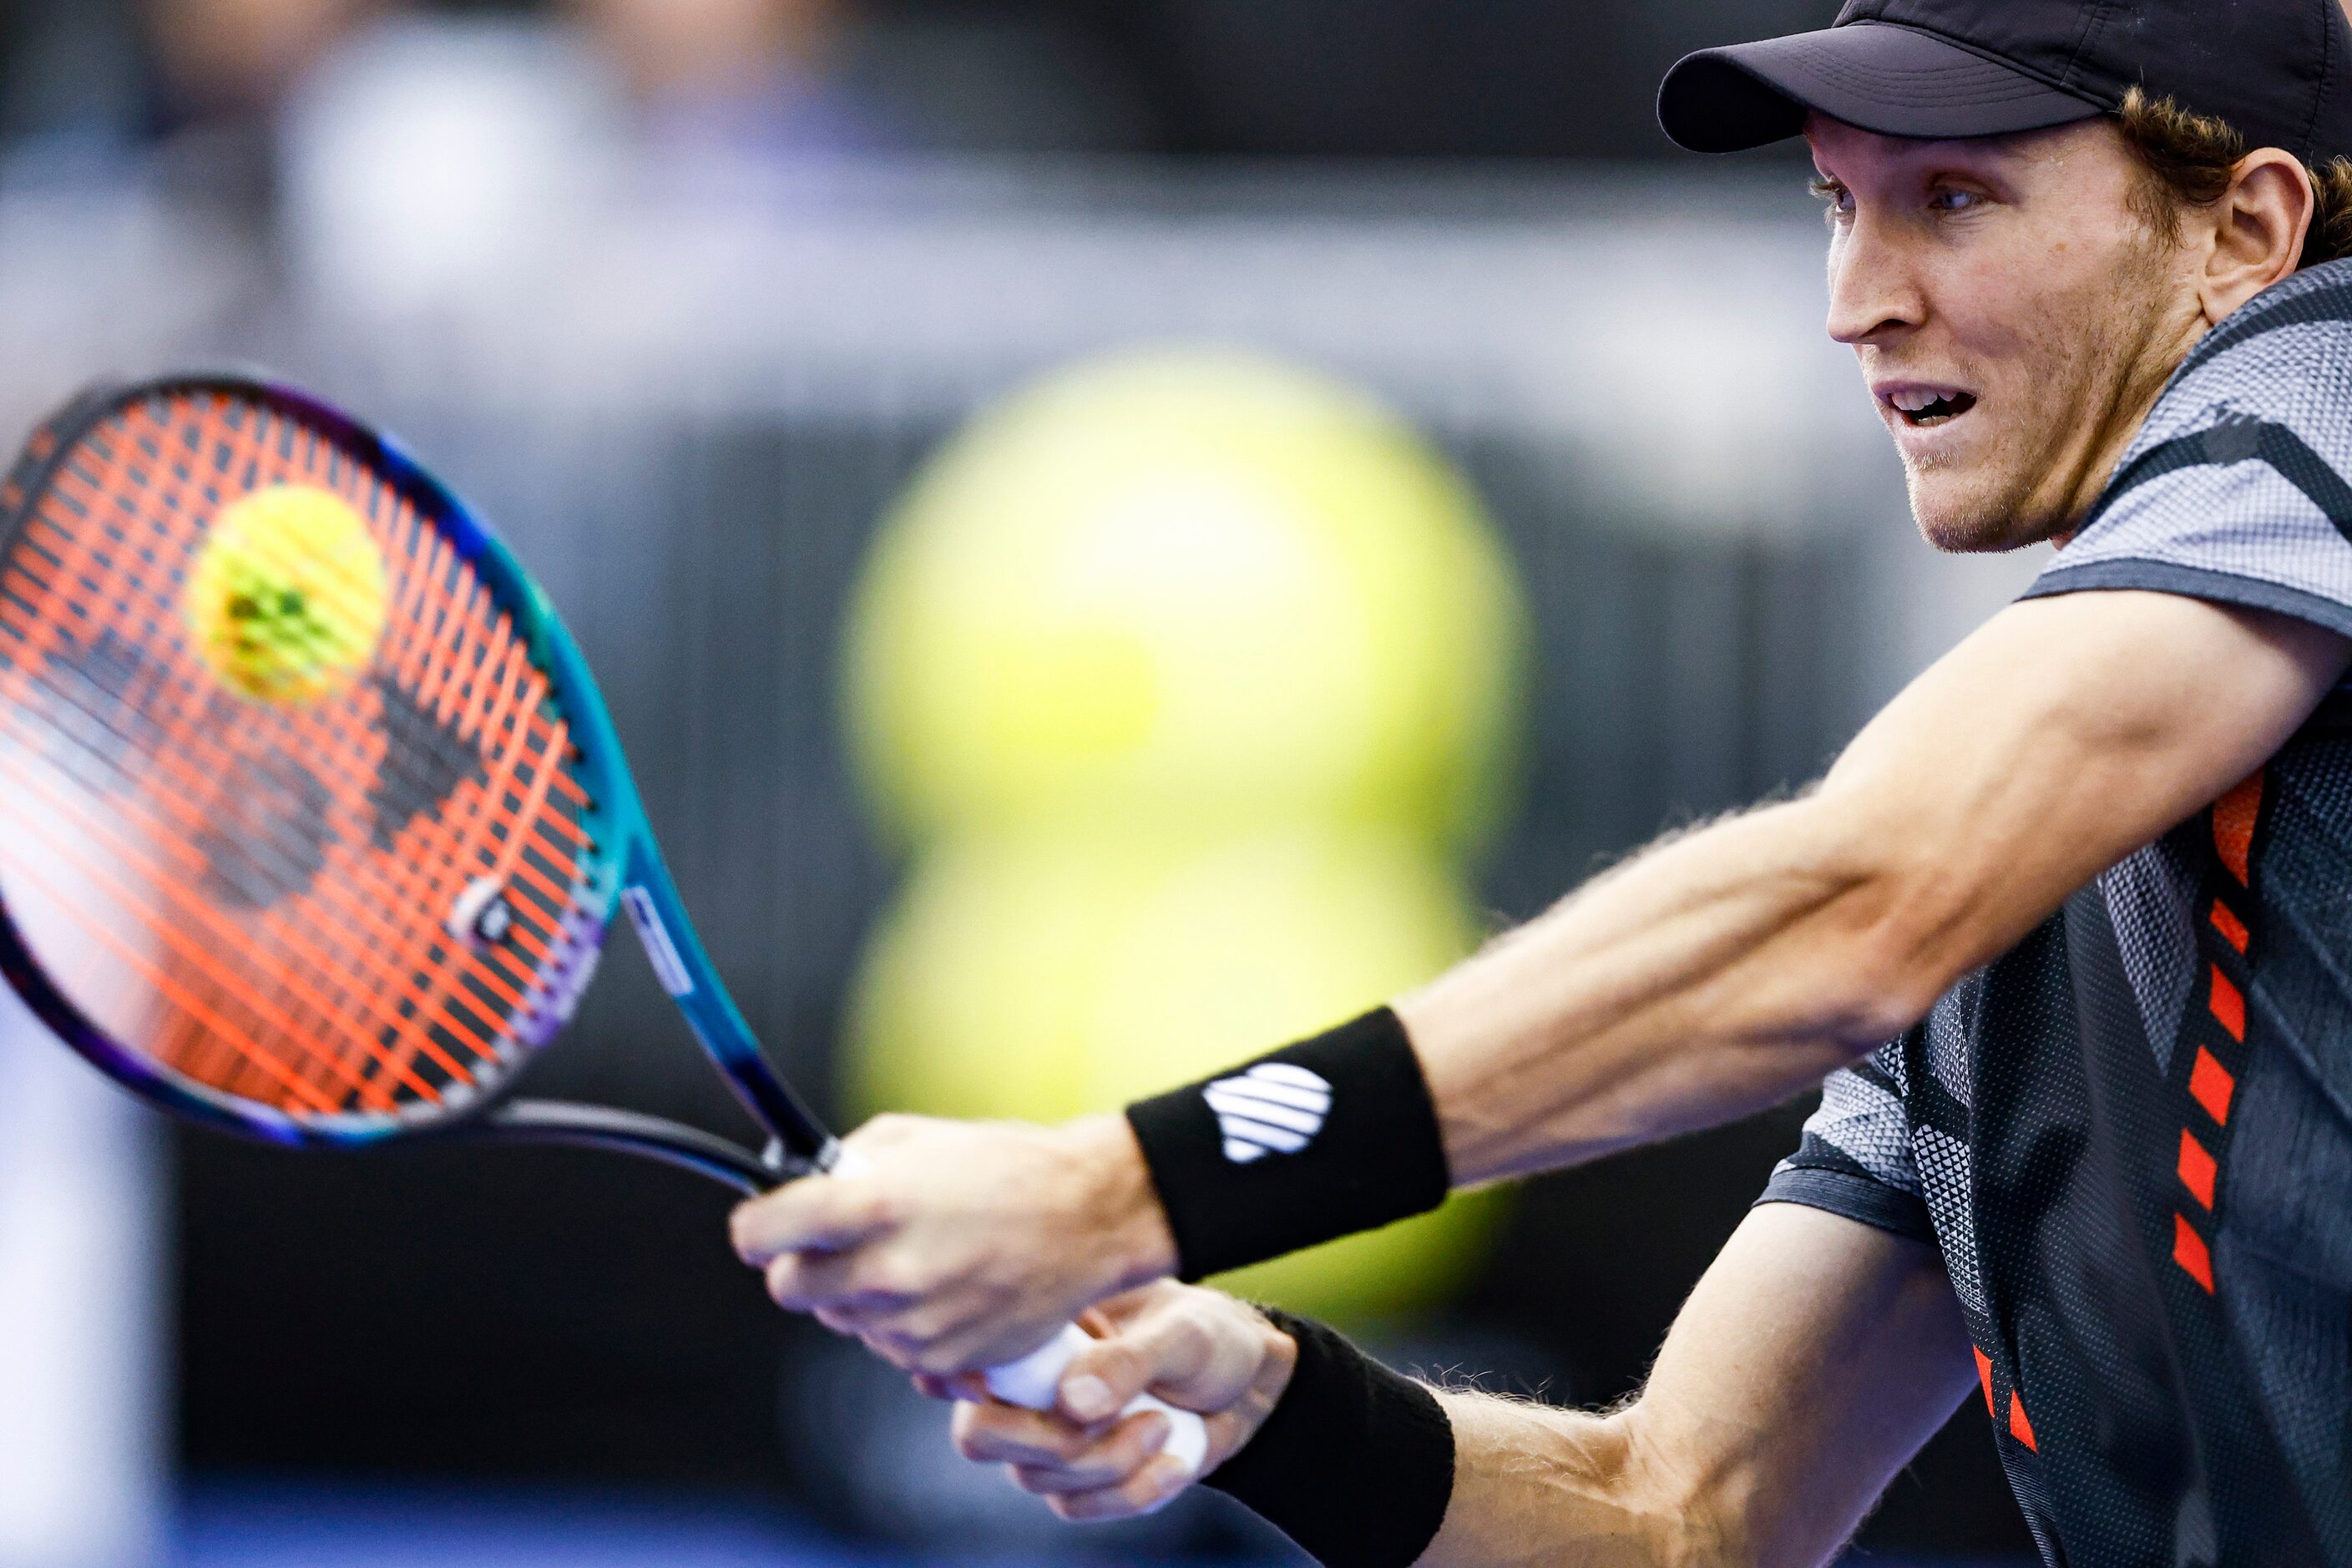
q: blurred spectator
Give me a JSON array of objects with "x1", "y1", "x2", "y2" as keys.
[
  {"x1": 147, "y1": 0, "x2": 385, "y2": 124},
  {"x1": 570, "y1": 0, "x2": 897, "y2": 160},
  {"x1": 272, "y1": 12, "x2": 613, "y2": 310},
  {"x1": 138, "y1": 0, "x2": 389, "y2": 226}
]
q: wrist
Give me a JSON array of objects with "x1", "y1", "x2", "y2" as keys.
[
  {"x1": 1235, "y1": 1305, "x2": 1302, "y2": 1444},
  {"x1": 1123, "y1": 1006, "x2": 1451, "y2": 1281},
  {"x1": 1063, "y1": 1113, "x2": 1181, "y2": 1291},
  {"x1": 1204, "y1": 1310, "x2": 1455, "y2": 1567}
]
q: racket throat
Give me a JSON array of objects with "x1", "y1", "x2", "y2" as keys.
[{"x1": 616, "y1": 866, "x2": 839, "y2": 1172}]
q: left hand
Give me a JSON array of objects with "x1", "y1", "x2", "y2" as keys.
[{"x1": 937, "y1": 1282, "x2": 1298, "y2": 1521}]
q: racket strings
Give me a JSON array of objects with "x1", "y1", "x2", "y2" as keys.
[
  {"x1": 8, "y1": 413, "x2": 525, "y2": 891},
  {"x1": 0, "y1": 433, "x2": 468, "y2": 1108},
  {"x1": 0, "y1": 474, "x2": 496, "y2": 1105},
  {"x1": 0, "y1": 390, "x2": 600, "y2": 1122},
  {"x1": 14, "y1": 414, "x2": 559, "y2": 1018},
  {"x1": 53, "y1": 633, "x2": 572, "y2": 1104},
  {"x1": 108, "y1": 392, "x2": 597, "y2": 1105},
  {"x1": 0, "y1": 713, "x2": 437, "y2": 1106},
  {"x1": 157, "y1": 399, "x2": 594, "y2": 1079}
]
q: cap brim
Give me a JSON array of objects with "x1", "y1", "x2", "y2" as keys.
[{"x1": 1658, "y1": 22, "x2": 2104, "y2": 153}]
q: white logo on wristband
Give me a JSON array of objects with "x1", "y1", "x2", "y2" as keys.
[{"x1": 1204, "y1": 1063, "x2": 1333, "y2": 1163}]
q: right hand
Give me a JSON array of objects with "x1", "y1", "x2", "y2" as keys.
[
  {"x1": 943, "y1": 1282, "x2": 1298, "y2": 1521},
  {"x1": 729, "y1": 1111, "x2": 1178, "y2": 1375}
]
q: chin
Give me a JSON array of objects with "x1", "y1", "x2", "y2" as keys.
[{"x1": 1904, "y1": 469, "x2": 2061, "y2": 555}]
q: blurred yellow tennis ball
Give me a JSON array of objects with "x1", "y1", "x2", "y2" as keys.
[
  {"x1": 846, "y1": 823, "x2": 1504, "y2": 1324},
  {"x1": 186, "y1": 484, "x2": 388, "y2": 704},
  {"x1": 846, "y1": 350, "x2": 1526, "y2": 852}
]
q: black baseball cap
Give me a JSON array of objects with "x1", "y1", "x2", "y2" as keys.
[{"x1": 1659, "y1": 0, "x2": 2352, "y2": 167}]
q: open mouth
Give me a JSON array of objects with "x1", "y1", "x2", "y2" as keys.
[{"x1": 1884, "y1": 387, "x2": 1978, "y2": 427}]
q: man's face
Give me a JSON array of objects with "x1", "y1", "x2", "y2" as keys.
[{"x1": 1807, "y1": 116, "x2": 2210, "y2": 552}]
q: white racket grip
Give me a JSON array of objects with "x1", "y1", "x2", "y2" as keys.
[
  {"x1": 814, "y1": 1148, "x2": 1209, "y2": 1475},
  {"x1": 984, "y1": 1323, "x2": 1211, "y2": 1475}
]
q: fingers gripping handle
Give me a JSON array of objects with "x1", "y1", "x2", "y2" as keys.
[
  {"x1": 813, "y1": 1149, "x2": 1208, "y2": 1475},
  {"x1": 984, "y1": 1323, "x2": 1211, "y2": 1474}
]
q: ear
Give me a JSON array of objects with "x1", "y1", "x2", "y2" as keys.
[{"x1": 2198, "y1": 149, "x2": 2315, "y2": 324}]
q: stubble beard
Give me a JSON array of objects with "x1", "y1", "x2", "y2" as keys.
[
  {"x1": 1903, "y1": 447, "x2": 2069, "y2": 555},
  {"x1": 1902, "y1": 256, "x2": 2189, "y2": 557}
]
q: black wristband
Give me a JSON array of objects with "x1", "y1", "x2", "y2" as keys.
[
  {"x1": 1204, "y1": 1310, "x2": 1454, "y2": 1568},
  {"x1": 1123, "y1": 1006, "x2": 1449, "y2": 1280}
]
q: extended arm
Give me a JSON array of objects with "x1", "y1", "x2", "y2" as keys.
[
  {"x1": 734, "y1": 590, "x2": 2348, "y2": 1371},
  {"x1": 1413, "y1": 589, "x2": 2343, "y2": 1182},
  {"x1": 955, "y1": 1203, "x2": 1978, "y2": 1568}
]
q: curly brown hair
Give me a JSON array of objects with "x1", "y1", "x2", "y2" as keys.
[{"x1": 2117, "y1": 85, "x2": 2352, "y2": 267}]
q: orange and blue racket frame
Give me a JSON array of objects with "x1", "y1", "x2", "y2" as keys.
[{"x1": 0, "y1": 372, "x2": 839, "y2": 1191}]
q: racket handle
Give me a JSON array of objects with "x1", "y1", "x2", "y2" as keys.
[
  {"x1": 984, "y1": 1323, "x2": 1211, "y2": 1476},
  {"x1": 812, "y1": 1151, "x2": 1209, "y2": 1475}
]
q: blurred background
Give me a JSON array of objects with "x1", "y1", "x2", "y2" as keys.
[{"x1": 0, "y1": 0, "x2": 2050, "y2": 1563}]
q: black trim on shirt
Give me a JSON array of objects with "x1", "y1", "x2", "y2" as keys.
[
  {"x1": 1755, "y1": 1164, "x2": 1935, "y2": 1243},
  {"x1": 2244, "y1": 421, "x2": 2352, "y2": 536},
  {"x1": 2022, "y1": 560, "x2": 2352, "y2": 644},
  {"x1": 2081, "y1": 417, "x2": 2352, "y2": 542}
]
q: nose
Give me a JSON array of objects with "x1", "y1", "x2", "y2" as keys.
[{"x1": 1824, "y1": 212, "x2": 1927, "y2": 347}]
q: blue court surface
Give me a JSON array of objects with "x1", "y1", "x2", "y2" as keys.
[
  {"x1": 172, "y1": 1480, "x2": 1287, "y2": 1568},
  {"x1": 170, "y1": 1479, "x2": 2031, "y2": 1568}
]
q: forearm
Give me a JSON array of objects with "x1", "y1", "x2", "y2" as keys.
[
  {"x1": 1418, "y1": 1397, "x2": 1725, "y2": 1568},
  {"x1": 1111, "y1": 787, "x2": 1973, "y2": 1286},
  {"x1": 1195, "y1": 1308, "x2": 1716, "y2": 1567},
  {"x1": 1419, "y1": 1207, "x2": 1975, "y2": 1568},
  {"x1": 1402, "y1": 794, "x2": 1926, "y2": 1185}
]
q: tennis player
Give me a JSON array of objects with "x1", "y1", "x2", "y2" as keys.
[{"x1": 737, "y1": 0, "x2": 2352, "y2": 1560}]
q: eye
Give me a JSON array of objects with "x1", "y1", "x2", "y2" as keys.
[
  {"x1": 1928, "y1": 185, "x2": 1986, "y2": 213},
  {"x1": 1811, "y1": 177, "x2": 1854, "y2": 225}
]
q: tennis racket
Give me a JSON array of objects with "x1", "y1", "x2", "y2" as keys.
[{"x1": 0, "y1": 372, "x2": 1206, "y2": 1472}]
